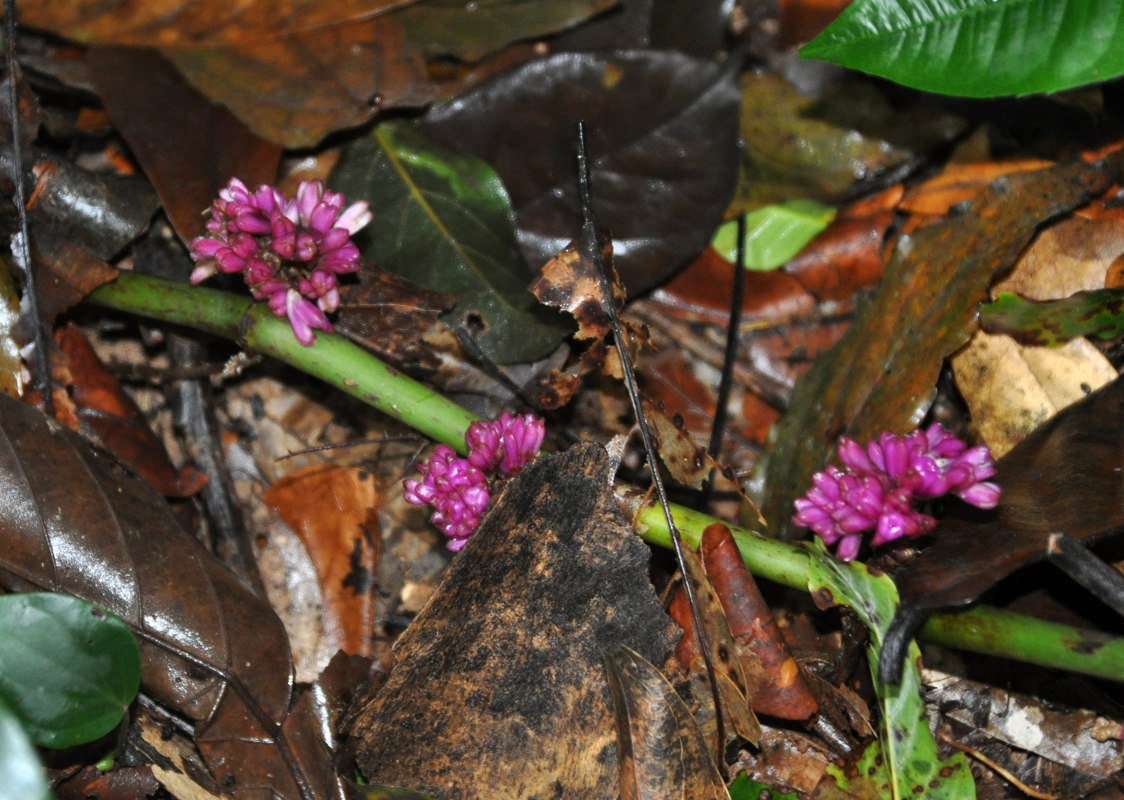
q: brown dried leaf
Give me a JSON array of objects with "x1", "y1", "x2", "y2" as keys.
[
  {"x1": 529, "y1": 238, "x2": 650, "y2": 409},
  {"x1": 264, "y1": 464, "x2": 380, "y2": 660},
  {"x1": 335, "y1": 265, "x2": 454, "y2": 375},
  {"x1": 604, "y1": 645, "x2": 728, "y2": 800},
  {"x1": 58, "y1": 325, "x2": 208, "y2": 497},
  {"x1": 0, "y1": 392, "x2": 338, "y2": 800},
  {"x1": 87, "y1": 46, "x2": 282, "y2": 245},
  {"x1": 341, "y1": 443, "x2": 679, "y2": 799}
]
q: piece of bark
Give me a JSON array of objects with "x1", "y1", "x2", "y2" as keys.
[{"x1": 340, "y1": 443, "x2": 679, "y2": 799}]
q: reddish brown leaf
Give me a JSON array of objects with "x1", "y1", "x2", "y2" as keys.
[
  {"x1": 55, "y1": 765, "x2": 161, "y2": 800},
  {"x1": 58, "y1": 325, "x2": 207, "y2": 497},
  {"x1": 667, "y1": 542, "x2": 762, "y2": 747},
  {"x1": 756, "y1": 150, "x2": 1124, "y2": 541},
  {"x1": 700, "y1": 523, "x2": 819, "y2": 721},
  {"x1": 264, "y1": 464, "x2": 380, "y2": 660},
  {"x1": 87, "y1": 46, "x2": 282, "y2": 244},
  {"x1": 341, "y1": 443, "x2": 679, "y2": 799},
  {"x1": 0, "y1": 392, "x2": 339, "y2": 800}
]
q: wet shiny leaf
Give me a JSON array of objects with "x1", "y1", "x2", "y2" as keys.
[{"x1": 422, "y1": 49, "x2": 741, "y2": 294}]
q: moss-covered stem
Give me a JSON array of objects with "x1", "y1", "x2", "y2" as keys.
[{"x1": 88, "y1": 270, "x2": 1124, "y2": 684}]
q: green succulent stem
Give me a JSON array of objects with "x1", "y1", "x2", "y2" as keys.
[{"x1": 88, "y1": 270, "x2": 1124, "y2": 684}]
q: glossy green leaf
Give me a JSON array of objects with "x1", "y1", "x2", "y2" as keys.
[
  {"x1": 332, "y1": 120, "x2": 570, "y2": 364},
  {"x1": 0, "y1": 593, "x2": 140, "y2": 749},
  {"x1": 980, "y1": 289, "x2": 1124, "y2": 346},
  {"x1": 0, "y1": 696, "x2": 50, "y2": 800},
  {"x1": 728, "y1": 771, "x2": 797, "y2": 800},
  {"x1": 805, "y1": 547, "x2": 975, "y2": 800},
  {"x1": 802, "y1": 0, "x2": 1124, "y2": 98},
  {"x1": 712, "y1": 200, "x2": 835, "y2": 271}
]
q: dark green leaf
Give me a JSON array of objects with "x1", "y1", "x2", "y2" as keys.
[
  {"x1": 332, "y1": 120, "x2": 570, "y2": 364},
  {"x1": 801, "y1": 0, "x2": 1124, "y2": 98},
  {"x1": 0, "y1": 696, "x2": 49, "y2": 800},
  {"x1": 980, "y1": 289, "x2": 1124, "y2": 346},
  {"x1": 397, "y1": 0, "x2": 616, "y2": 62},
  {"x1": 752, "y1": 152, "x2": 1124, "y2": 542},
  {"x1": 0, "y1": 593, "x2": 140, "y2": 749},
  {"x1": 421, "y1": 49, "x2": 741, "y2": 294},
  {"x1": 711, "y1": 200, "x2": 835, "y2": 271}
]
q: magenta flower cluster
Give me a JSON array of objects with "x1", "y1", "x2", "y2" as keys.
[
  {"x1": 189, "y1": 178, "x2": 372, "y2": 346},
  {"x1": 404, "y1": 412, "x2": 545, "y2": 551},
  {"x1": 793, "y1": 424, "x2": 1001, "y2": 561}
]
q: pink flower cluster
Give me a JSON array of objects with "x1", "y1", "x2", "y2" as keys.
[
  {"x1": 793, "y1": 424, "x2": 1001, "y2": 561},
  {"x1": 189, "y1": 178, "x2": 371, "y2": 346},
  {"x1": 404, "y1": 412, "x2": 545, "y2": 551}
]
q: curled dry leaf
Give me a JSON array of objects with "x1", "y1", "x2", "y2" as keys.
[
  {"x1": 0, "y1": 393, "x2": 339, "y2": 800},
  {"x1": 529, "y1": 236, "x2": 650, "y2": 409}
]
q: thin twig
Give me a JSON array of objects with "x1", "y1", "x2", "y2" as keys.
[
  {"x1": 575, "y1": 122, "x2": 729, "y2": 757},
  {"x1": 3, "y1": 0, "x2": 51, "y2": 416},
  {"x1": 700, "y1": 213, "x2": 746, "y2": 507},
  {"x1": 1045, "y1": 532, "x2": 1124, "y2": 619},
  {"x1": 938, "y1": 731, "x2": 1058, "y2": 800}
]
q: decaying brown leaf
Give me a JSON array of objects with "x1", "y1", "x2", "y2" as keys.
[
  {"x1": 604, "y1": 645, "x2": 728, "y2": 800},
  {"x1": 264, "y1": 463, "x2": 381, "y2": 661},
  {"x1": 58, "y1": 324, "x2": 208, "y2": 498},
  {"x1": 340, "y1": 443, "x2": 679, "y2": 799},
  {"x1": 335, "y1": 264, "x2": 454, "y2": 375},
  {"x1": 0, "y1": 392, "x2": 340, "y2": 800},
  {"x1": 529, "y1": 236, "x2": 650, "y2": 408}
]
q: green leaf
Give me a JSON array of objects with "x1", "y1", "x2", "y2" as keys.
[
  {"x1": 805, "y1": 547, "x2": 975, "y2": 800},
  {"x1": 801, "y1": 0, "x2": 1124, "y2": 98},
  {"x1": 712, "y1": 200, "x2": 835, "y2": 271},
  {"x1": 0, "y1": 593, "x2": 141, "y2": 749},
  {"x1": 980, "y1": 289, "x2": 1124, "y2": 346},
  {"x1": 0, "y1": 696, "x2": 50, "y2": 800},
  {"x1": 331, "y1": 119, "x2": 570, "y2": 364},
  {"x1": 728, "y1": 771, "x2": 797, "y2": 800}
]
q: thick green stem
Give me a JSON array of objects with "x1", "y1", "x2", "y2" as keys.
[
  {"x1": 88, "y1": 270, "x2": 1124, "y2": 684},
  {"x1": 90, "y1": 272, "x2": 479, "y2": 453}
]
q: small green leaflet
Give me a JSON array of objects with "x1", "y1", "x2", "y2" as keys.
[
  {"x1": 0, "y1": 593, "x2": 141, "y2": 749},
  {"x1": 802, "y1": 0, "x2": 1124, "y2": 98},
  {"x1": 331, "y1": 120, "x2": 570, "y2": 365},
  {"x1": 711, "y1": 200, "x2": 835, "y2": 271},
  {"x1": 728, "y1": 771, "x2": 797, "y2": 800},
  {"x1": 980, "y1": 289, "x2": 1124, "y2": 346},
  {"x1": 805, "y1": 546, "x2": 975, "y2": 800}
]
